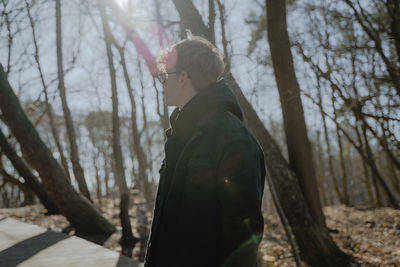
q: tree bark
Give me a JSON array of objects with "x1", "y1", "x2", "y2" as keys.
[
  {"x1": 388, "y1": 0, "x2": 400, "y2": 63},
  {"x1": 55, "y1": 0, "x2": 91, "y2": 200},
  {"x1": 0, "y1": 64, "x2": 116, "y2": 240},
  {"x1": 172, "y1": 0, "x2": 212, "y2": 41},
  {"x1": 266, "y1": 0, "x2": 325, "y2": 227},
  {"x1": 208, "y1": 0, "x2": 216, "y2": 45},
  {"x1": 99, "y1": 0, "x2": 137, "y2": 257}
]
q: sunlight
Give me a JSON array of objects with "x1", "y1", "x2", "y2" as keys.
[{"x1": 114, "y1": 0, "x2": 128, "y2": 7}]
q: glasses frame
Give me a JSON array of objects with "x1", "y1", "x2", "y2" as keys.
[{"x1": 156, "y1": 71, "x2": 181, "y2": 84}]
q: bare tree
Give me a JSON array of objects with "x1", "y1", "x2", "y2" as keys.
[
  {"x1": 98, "y1": 0, "x2": 137, "y2": 256},
  {"x1": 0, "y1": 128, "x2": 59, "y2": 213},
  {"x1": 266, "y1": 0, "x2": 326, "y2": 226},
  {"x1": 25, "y1": 0, "x2": 71, "y2": 181},
  {"x1": 55, "y1": 0, "x2": 91, "y2": 200},
  {"x1": 0, "y1": 64, "x2": 116, "y2": 239}
]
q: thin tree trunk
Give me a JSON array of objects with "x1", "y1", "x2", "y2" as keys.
[
  {"x1": 344, "y1": 0, "x2": 400, "y2": 96},
  {"x1": 94, "y1": 156, "x2": 102, "y2": 201},
  {"x1": 25, "y1": 0, "x2": 71, "y2": 181},
  {"x1": 361, "y1": 120, "x2": 386, "y2": 206},
  {"x1": 2, "y1": 0, "x2": 12, "y2": 78},
  {"x1": 208, "y1": 0, "x2": 216, "y2": 45},
  {"x1": 99, "y1": 0, "x2": 137, "y2": 256},
  {"x1": 0, "y1": 64, "x2": 116, "y2": 239},
  {"x1": 0, "y1": 129, "x2": 59, "y2": 213},
  {"x1": 103, "y1": 149, "x2": 111, "y2": 198},
  {"x1": 216, "y1": 0, "x2": 230, "y2": 73},
  {"x1": 266, "y1": 0, "x2": 325, "y2": 227},
  {"x1": 55, "y1": 0, "x2": 91, "y2": 200},
  {"x1": 0, "y1": 163, "x2": 35, "y2": 206},
  {"x1": 363, "y1": 117, "x2": 400, "y2": 172},
  {"x1": 321, "y1": 103, "x2": 398, "y2": 208},
  {"x1": 171, "y1": 0, "x2": 212, "y2": 41},
  {"x1": 316, "y1": 76, "x2": 344, "y2": 204},
  {"x1": 330, "y1": 93, "x2": 349, "y2": 205},
  {"x1": 89, "y1": 134, "x2": 102, "y2": 201},
  {"x1": 315, "y1": 130, "x2": 328, "y2": 206},
  {"x1": 387, "y1": 0, "x2": 400, "y2": 63},
  {"x1": 361, "y1": 152, "x2": 376, "y2": 207},
  {"x1": 113, "y1": 41, "x2": 153, "y2": 209}
]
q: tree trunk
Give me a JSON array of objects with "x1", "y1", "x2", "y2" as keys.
[
  {"x1": 0, "y1": 64, "x2": 116, "y2": 240},
  {"x1": 0, "y1": 129, "x2": 59, "y2": 214},
  {"x1": 316, "y1": 76, "x2": 344, "y2": 204},
  {"x1": 99, "y1": 0, "x2": 137, "y2": 257},
  {"x1": 55, "y1": 0, "x2": 91, "y2": 201},
  {"x1": 208, "y1": 0, "x2": 216, "y2": 45},
  {"x1": 103, "y1": 150, "x2": 110, "y2": 198},
  {"x1": 171, "y1": 0, "x2": 212, "y2": 41},
  {"x1": 25, "y1": 0, "x2": 71, "y2": 182},
  {"x1": 329, "y1": 112, "x2": 398, "y2": 208},
  {"x1": 227, "y1": 71, "x2": 350, "y2": 266},
  {"x1": 170, "y1": 0, "x2": 351, "y2": 265},
  {"x1": 315, "y1": 130, "x2": 328, "y2": 206},
  {"x1": 114, "y1": 42, "x2": 153, "y2": 210},
  {"x1": 330, "y1": 93, "x2": 349, "y2": 205},
  {"x1": 266, "y1": 0, "x2": 325, "y2": 227},
  {"x1": 93, "y1": 152, "x2": 102, "y2": 201},
  {"x1": 0, "y1": 163, "x2": 35, "y2": 206},
  {"x1": 388, "y1": 0, "x2": 400, "y2": 63}
]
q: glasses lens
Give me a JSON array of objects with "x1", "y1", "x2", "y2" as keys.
[{"x1": 157, "y1": 73, "x2": 167, "y2": 84}]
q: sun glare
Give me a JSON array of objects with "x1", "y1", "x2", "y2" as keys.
[{"x1": 114, "y1": 0, "x2": 127, "y2": 7}]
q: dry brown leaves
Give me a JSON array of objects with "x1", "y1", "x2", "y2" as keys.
[
  {"x1": 258, "y1": 205, "x2": 400, "y2": 267},
  {"x1": 1, "y1": 202, "x2": 399, "y2": 266}
]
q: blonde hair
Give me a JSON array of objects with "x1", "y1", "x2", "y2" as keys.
[{"x1": 158, "y1": 36, "x2": 225, "y2": 91}]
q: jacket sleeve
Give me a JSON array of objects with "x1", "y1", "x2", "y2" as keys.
[{"x1": 217, "y1": 139, "x2": 266, "y2": 267}]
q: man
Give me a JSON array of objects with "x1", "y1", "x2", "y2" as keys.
[{"x1": 144, "y1": 35, "x2": 266, "y2": 267}]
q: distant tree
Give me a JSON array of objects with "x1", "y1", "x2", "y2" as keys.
[
  {"x1": 55, "y1": 0, "x2": 91, "y2": 201},
  {"x1": 98, "y1": 0, "x2": 137, "y2": 256},
  {"x1": 0, "y1": 128, "x2": 59, "y2": 214}
]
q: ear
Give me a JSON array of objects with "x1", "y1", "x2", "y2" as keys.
[{"x1": 179, "y1": 72, "x2": 189, "y2": 87}]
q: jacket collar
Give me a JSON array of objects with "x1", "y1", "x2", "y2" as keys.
[{"x1": 165, "y1": 79, "x2": 243, "y2": 138}]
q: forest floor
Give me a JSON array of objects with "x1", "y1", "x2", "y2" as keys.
[{"x1": 0, "y1": 200, "x2": 399, "y2": 266}]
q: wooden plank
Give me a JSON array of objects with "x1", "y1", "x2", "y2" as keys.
[{"x1": 0, "y1": 217, "x2": 142, "y2": 267}]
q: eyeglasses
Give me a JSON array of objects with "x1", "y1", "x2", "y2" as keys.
[{"x1": 156, "y1": 72, "x2": 181, "y2": 84}]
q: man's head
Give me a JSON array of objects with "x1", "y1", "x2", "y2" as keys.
[{"x1": 157, "y1": 35, "x2": 225, "y2": 108}]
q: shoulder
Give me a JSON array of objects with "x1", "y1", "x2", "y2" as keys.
[
  {"x1": 197, "y1": 109, "x2": 261, "y2": 154},
  {"x1": 204, "y1": 110, "x2": 250, "y2": 139}
]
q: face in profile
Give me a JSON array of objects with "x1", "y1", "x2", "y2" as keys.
[{"x1": 160, "y1": 70, "x2": 182, "y2": 107}]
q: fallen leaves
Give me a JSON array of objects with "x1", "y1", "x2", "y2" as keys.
[
  {"x1": 1, "y1": 202, "x2": 399, "y2": 266},
  {"x1": 258, "y1": 205, "x2": 400, "y2": 266}
]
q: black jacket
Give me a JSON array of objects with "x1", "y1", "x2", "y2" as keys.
[{"x1": 144, "y1": 79, "x2": 266, "y2": 267}]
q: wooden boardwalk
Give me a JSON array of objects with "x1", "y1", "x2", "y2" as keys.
[{"x1": 0, "y1": 216, "x2": 142, "y2": 267}]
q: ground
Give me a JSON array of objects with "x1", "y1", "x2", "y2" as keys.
[{"x1": 1, "y1": 201, "x2": 399, "y2": 266}]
